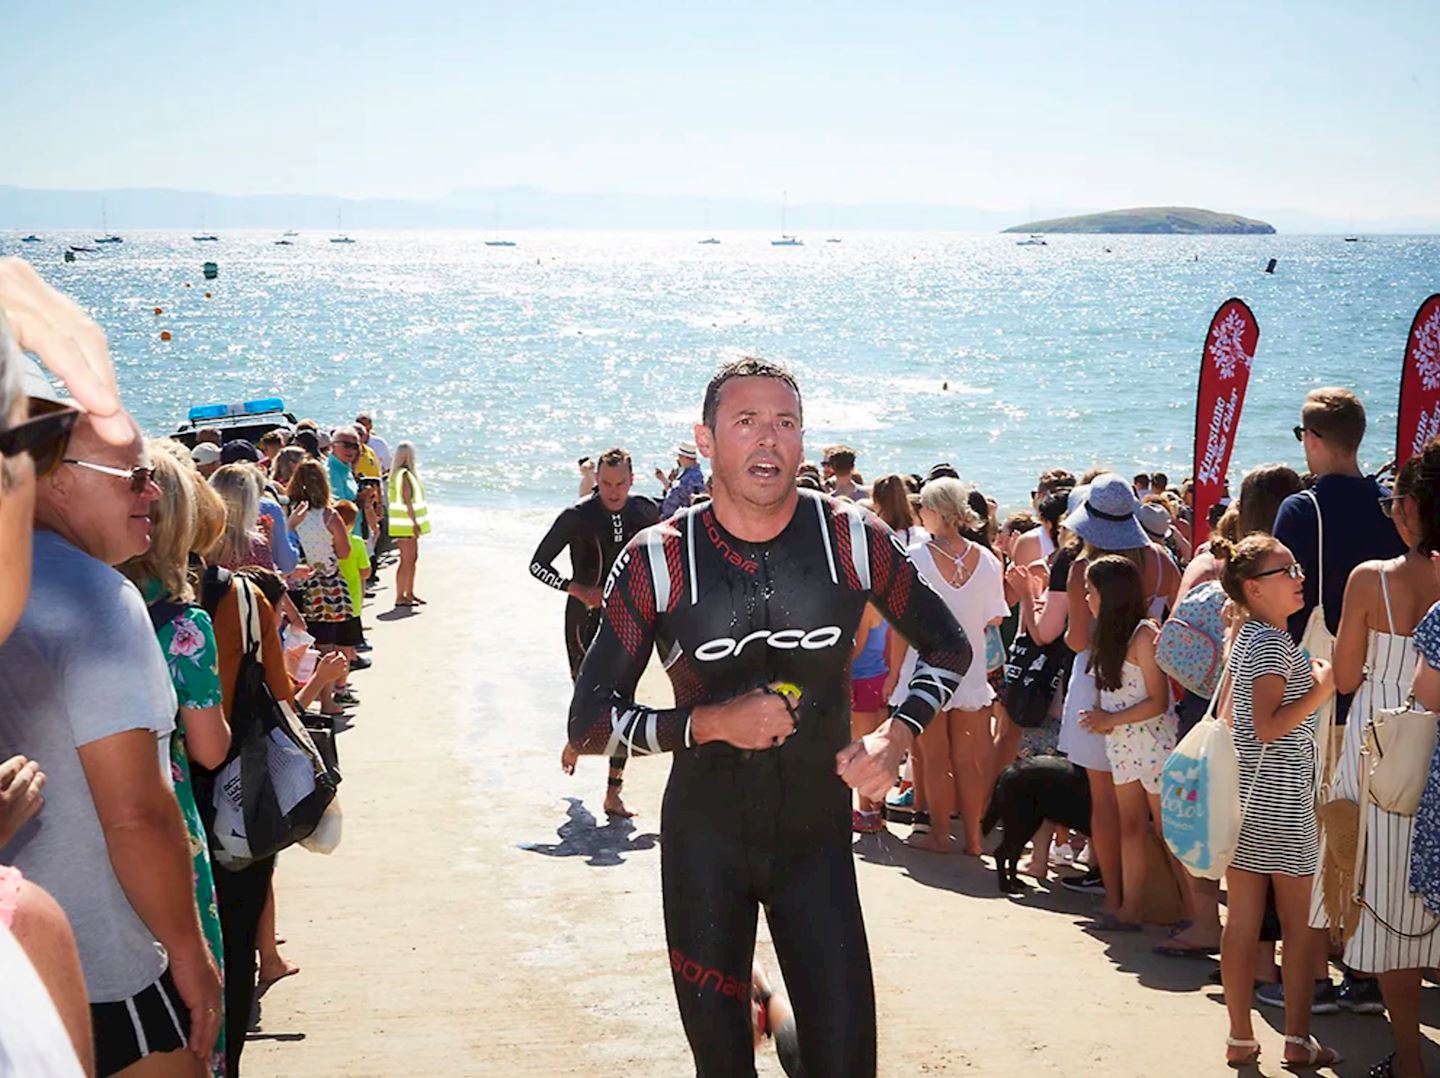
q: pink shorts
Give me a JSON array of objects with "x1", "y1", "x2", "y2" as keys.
[{"x1": 851, "y1": 673, "x2": 888, "y2": 713}]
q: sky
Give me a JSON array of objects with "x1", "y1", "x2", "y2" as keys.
[{"x1": 5, "y1": 1, "x2": 1437, "y2": 220}]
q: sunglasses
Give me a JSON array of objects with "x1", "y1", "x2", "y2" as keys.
[
  {"x1": 0, "y1": 398, "x2": 81, "y2": 478},
  {"x1": 61, "y1": 459, "x2": 157, "y2": 493},
  {"x1": 1253, "y1": 561, "x2": 1304, "y2": 581},
  {"x1": 1379, "y1": 495, "x2": 1408, "y2": 519},
  {"x1": 1293, "y1": 425, "x2": 1323, "y2": 442},
  {"x1": 333, "y1": 440, "x2": 360, "y2": 449}
]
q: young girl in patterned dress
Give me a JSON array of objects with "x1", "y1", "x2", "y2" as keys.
[
  {"x1": 1212, "y1": 534, "x2": 1339, "y2": 1070},
  {"x1": 1078, "y1": 555, "x2": 1176, "y2": 930}
]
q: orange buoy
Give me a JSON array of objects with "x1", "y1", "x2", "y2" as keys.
[
  {"x1": 153, "y1": 307, "x2": 163, "y2": 315},
  {"x1": 184, "y1": 282, "x2": 192, "y2": 288},
  {"x1": 159, "y1": 330, "x2": 172, "y2": 341},
  {"x1": 204, "y1": 292, "x2": 211, "y2": 299}
]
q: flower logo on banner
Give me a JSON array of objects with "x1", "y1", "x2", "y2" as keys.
[
  {"x1": 1209, "y1": 309, "x2": 1253, "y2": 381},
  {"x1": 1414, "y1": 308, "x2": 1440, "y2": 393},
  {"x1": 1416, "y1": 405, "x2": 1440, "y2": 457}
]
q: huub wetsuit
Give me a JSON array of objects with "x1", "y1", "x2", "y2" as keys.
[
  {"x1": 530, "y1": 492, "x2": 662, "y2": 676},
  {"x1": 569, "y1": 490, "x2": 971, "y2": 1077}
]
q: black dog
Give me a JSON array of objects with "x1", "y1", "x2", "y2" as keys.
[{"x1": 981, "y1": 755, "x2": 1092, "y2": 895}]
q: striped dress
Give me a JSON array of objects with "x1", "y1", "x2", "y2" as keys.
[{"x1": 1231, "y1": 619, "x2": 1319, "y2": 876}]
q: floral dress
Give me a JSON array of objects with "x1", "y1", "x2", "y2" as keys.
[
  {"x1": 143, "y1": 580, "x2": 228, "y2": 1078},
  {"x1": 1408, "y1": 602, "x2": 1440, "y2": 914}
]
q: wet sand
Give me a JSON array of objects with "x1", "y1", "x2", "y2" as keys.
[{"x1": 247, "y1": 514, "x2": 1423, "y2": 1076}]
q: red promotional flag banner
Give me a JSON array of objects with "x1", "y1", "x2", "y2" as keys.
[
  {"x1": 1397, "y1": 293, "x2": 1440, "y2": 467},
  {"x1": 1192, "y1": 298, "x2": 1259, "y2": 546}
]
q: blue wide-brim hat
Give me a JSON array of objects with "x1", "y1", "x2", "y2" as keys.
[{"x1": 1063, "y1": 473, "x2": 1149, "y2": 550}]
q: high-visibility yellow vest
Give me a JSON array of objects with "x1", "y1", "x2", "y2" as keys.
[{"x1": 387, "y1": 467, "x2": 431, "y2": 537}]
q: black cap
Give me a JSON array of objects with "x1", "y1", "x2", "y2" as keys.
[
  {"x1": 294, "y1": 430, "x2": 321, "y2": 458},
  {"x1": 220, "y1": 439, "x2": 262, "y2": 464},
  {"x1": 924, "y1": 462, "x2": 959, "y2": 485}
]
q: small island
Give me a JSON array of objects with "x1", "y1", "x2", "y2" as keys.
[{"x1": 1004, "y1": 206, "x2": 1275, "y2": 235}]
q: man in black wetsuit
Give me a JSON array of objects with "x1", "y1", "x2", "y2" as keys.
[
  {"x1": 569, "y1": 358, "x2": 972, "y2": 1077},
  {"x1": 531, "y1": 447, "x2": 659, "y2": 817}
]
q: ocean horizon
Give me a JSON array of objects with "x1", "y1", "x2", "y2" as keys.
[{"x1": 9, "y1": 230, "x2": 1435, "y2": 514}]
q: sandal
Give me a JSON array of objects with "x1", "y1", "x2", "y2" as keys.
[
  {"x1": 1282, "y1": 1035, "x2": 1342, "y2": 1071},
  {"x1": 1092, "y1": 913, "x2": 1143, "y2": 933},
  {"x1": 1225, "y1": 1037, "x2": 1261, "y2": 1069}
]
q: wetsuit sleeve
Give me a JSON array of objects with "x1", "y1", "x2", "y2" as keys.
[
  {"x1": 529, "y1": 508, "x2": 578, "y2": 592},
  {"x1": 568, "y1": 537, "x2": 691, "y2": 756},
  {"x1": 862, "y1": 518, "x2": 972, "y2": 736}
]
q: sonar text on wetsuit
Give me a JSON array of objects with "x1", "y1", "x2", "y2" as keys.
[{"x1": 569, "y1": 490, "x2": 971, "y2": 1077}]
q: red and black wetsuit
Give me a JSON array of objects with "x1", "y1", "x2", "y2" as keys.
[{"x1": 569, "y1": 490, "x2": 971, "y2": 1077}]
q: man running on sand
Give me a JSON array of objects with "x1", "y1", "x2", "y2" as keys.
[
  {"x1": 568, "y1": 357, "x2": 972, "y2": 1076},
  {"x1": 531, "y1": 447, "x2": 659, "y2": 816}
]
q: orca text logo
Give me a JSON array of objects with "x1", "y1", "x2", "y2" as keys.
[{"x1": 693, "y1": 626, "x2": 844, "y2": 662}]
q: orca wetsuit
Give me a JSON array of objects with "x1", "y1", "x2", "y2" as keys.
[{"x1": 569, "y1": 490, "x2": 971, "y2": 1077}]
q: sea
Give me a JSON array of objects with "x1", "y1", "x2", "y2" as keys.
[{"x1": 10, "y1": 231, "x2": 1437, "y2": 515}]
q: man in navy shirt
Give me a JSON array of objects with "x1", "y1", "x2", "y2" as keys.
[
  {"x1": 1273, "y1": 388, "x2": 1404, "y2": 669},
  {"x1": 1272, "y1": 386, "x2": 1401, "y2": 1017}
]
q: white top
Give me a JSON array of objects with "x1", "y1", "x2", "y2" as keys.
[
  {"x1": 367, "y1": 433, "x2": 393, "y2": 472},
  {"x1": 0, "y1": 924, "x2": 86, "y2": 1077},
  {"x1": 890, "y1": 540, "x2": 1008, "y2": 710}
]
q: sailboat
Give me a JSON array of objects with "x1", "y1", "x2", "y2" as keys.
[
  {"x1": 94, "y1": 201, "x2": 123, "y2": 244},
  {"x1": 329, "y1": 209, "x2": 355, "y2": 244},
  {"x1": 485, "y1": 206, "x2": 516, "y2": 247},
  {"x1": 771, "y1": 191, "x2": 803, "y2": 247}
]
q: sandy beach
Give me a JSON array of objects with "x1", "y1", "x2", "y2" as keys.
[{"x1": 245, "y1": 510, "x2": 1434, "y2": 1077}]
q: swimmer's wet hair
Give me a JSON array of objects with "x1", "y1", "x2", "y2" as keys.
[
  {"x1": 702, "y1": 356, "x2": 804, "y2": 431},
  {"x1": 597, "y1": 447, "x2": 632, "y2": 472}
]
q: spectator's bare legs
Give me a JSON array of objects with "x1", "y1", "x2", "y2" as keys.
[
  {"x1": 908, "y1": 714, "x2": 954, "y2": 853},
  {"x1": 849, "y1": 705, "x2": 888, "y2": 815},
  {"x1": 947, "y1": 706, "x2": 994, "y2": 856},
  {"x1": 395, "y1": 537, "x2": 419, "y2": 605},
  {"x1": 256, "y1": 880, "x2": 298, "y2": 990}
]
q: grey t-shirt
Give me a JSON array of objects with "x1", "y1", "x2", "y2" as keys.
[{"x1": 0, "y1": 530, "x2": 178, "y2": 1003}]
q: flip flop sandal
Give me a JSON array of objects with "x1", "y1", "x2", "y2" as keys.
[
  {"x1": 1282, "y1": 1035, "x2": 1342, "y2": 1071},
  {"x1": 1225, "y1": 1037, "x2": 1261, "y2": 1069},
  {"x1": 1092, "y1": 913, "x2": 1143, "y2": 933}
]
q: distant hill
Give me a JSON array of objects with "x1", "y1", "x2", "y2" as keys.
[{"x1": 1004, "y1": 207, "x2": 1276, "y2": 235}]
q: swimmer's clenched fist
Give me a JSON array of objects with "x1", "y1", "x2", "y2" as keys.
[
  {"x1": 835, "y1": 719, "x2": 913, "y2": 801},
  {"x1": 690, "y1": 687, "x2": 795, "y2": 750}
]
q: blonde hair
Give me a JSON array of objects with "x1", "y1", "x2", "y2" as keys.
[
  {"x1": 392, "y1": 441, "x2": 418, "y2": 475},
  {"x1": 119, "y1": 439, "x2": 197, "y2": 601},
  {"x1": 919, "y1": 477, "x2": 981, "y2": 534},
  {"x1": 192, "y1": 477, "x2": 226, "y2": 560},
  {"x1": 210, "y1": 464, "x2": 261, "y2": 567}
]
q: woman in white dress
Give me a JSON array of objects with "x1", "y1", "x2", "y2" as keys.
[
  {"x1": 899, "y1": 478, "x2": 1008, "y2": 854},
  {"x1": 1325, "y1": 449, "x2": 1440, "y2": 1078}
]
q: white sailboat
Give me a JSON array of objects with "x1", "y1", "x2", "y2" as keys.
[
  {"x1": 485, "y1": 206, "x2": 516, "y2": 247},
  {"x1": 771, "y1": 191, "x2": 803, "y2": 246},
  {"x1": 329, "y1": 209, "x2": 355, "y2": 244},
  {"x1": 94, "y1": 201, "x2": 123, "y2": 244}
]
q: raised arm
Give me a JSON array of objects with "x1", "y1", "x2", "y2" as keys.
[{"x1": 862, "y1": 519, "x2": 970, "y2": 736}]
